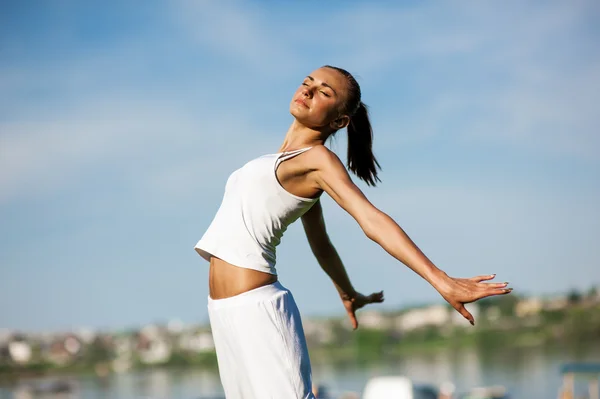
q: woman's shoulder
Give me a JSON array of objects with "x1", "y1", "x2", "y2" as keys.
[{"x1": 305, "y1": 145, "x2": 346, "y2": 171}]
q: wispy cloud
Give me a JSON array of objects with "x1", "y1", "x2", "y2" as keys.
[
  {"x1": 0, "y1": 92, "x2": 280, "y2": 205},
  {"x1": 323, "y1": 1, "x2": 600, "y2": 160},
  {"x1": 3, "y1": 0, "x2": 597, "y2": 205},
  {"x1": 170, "y1": 0, "x2": 302, "y2": 75}
]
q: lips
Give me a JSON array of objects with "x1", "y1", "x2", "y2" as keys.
[{"x1": 295, "y1": 98, "x2": 309, "y2": 108}]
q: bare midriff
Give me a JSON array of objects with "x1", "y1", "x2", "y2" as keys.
[{"x1": 208, "y1": 256, "x2": 278, "y2": 300}]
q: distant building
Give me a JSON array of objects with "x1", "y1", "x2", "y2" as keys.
[
  {"x1": 1, "y1": 335, "x2": 32, "y2": 365},
  {"x1": 74, "y1": 328, "x2": 97, "y2": 345},
  {"x1": 112, "y1": 336, "x2": 134, "y2": 373},
  {"x1": 136, "y1": 325, "x2": 171, "y2": 365},
  {"x1": 167, "y1": 319, "x2": 185, "y2": 335},
  {"x1": 179, "y1": 329, "x2": 215, "y2": 353},
  {"x1": 303, "y1": 319, "x2": 334, "y2": 345},
  {"x1": 515, "y1": 297, "x2": 543, "y2": 317},
  {"x1": 358, "y1": 311, "x2": 390, "y2": 330},
  {"x1": 45, "y1": 334, "x2": 83, "y2": 366},
  {"x1": 544, "y1": 296, "x2": 568, "y2": 311},
  {"x1": 395, "y1": 305, "x2": 450, "y2": 332}
]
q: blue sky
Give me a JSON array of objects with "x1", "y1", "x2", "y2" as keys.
[{"x1": 1, "y1": 0, "x2": 599, "y2": 332}]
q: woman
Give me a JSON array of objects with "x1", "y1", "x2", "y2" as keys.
[{"x1": 194, "y1": 65, "x2": 512, "y2": 398}]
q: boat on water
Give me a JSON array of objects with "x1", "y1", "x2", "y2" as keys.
[
  {"x1": 340, "y1": 376, "x2": 511, "y2": 399},
  {"x1": 362, "y1": 376, "x2": 438, "y2": 399}
]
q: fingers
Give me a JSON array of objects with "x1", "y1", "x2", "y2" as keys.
[
  {"x1": 347, "y1": 309, "x2": 358, "y2": 330},
  {"x1": 481, "y1": 287, "x2": 513, "y2": 298},
  {"x1": 346, "y1": 291, "x2": 384, "y2": 330},
  {"x1": 368, "y1": 291, "x2": 384, "y2": 303},
  {"x1": 471, "y1": 279, "x2": 513, "y2": 301},
  {"x1": 480, "y1": 282, "x2": 510, "y2": 288},
  {"x1": 456, "y1": 304, "x2": 475, "y2": 326},
  {"x1": 470, "y1": 274, "x2": 496, "y2": 283}
]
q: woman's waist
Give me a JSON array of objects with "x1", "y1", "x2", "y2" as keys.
[{"x1": 208, "y1": 256, "x2": 278, "y2": 300}]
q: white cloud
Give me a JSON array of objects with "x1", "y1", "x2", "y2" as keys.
[
  {"x1": 170, "y1": 0, "x2": 301, "y2": 74},
  {"x1": 464, "y1": 62, "x2": 600, "y2": 160},
  {"x1": 0, "y1": 101, "x2": 171, "y2": 202},
  {"x1": 0, "y1": 90, "x2": 280, "y2": 205},
  {"x1": 1, "y1": 0, "x2": 598, "y2": 207},
  {"x1": 0, "y1": 0, "x2": 305, "y2": 205},
  {"x1": 325, "y1": 1, "x2": 600, "y2": 161}
]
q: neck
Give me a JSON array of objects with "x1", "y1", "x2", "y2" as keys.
[{"x1": 279, "y1": 119, "x2": 328, "y2": 152}]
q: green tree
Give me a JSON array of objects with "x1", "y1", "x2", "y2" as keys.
[
  {"x1": 85, "y1": 336, "x2": 113, "y2": 366},
  {"x1": 567, "y1": 289, "x2": 582, "y2": 304},
  {"x1": 354, "y1": 328, "x2": 387, "y2": 363}
]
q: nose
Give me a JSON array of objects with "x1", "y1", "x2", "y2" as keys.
[{"x1": 301, "y1": 87, "x2": 313, "y2": 98}]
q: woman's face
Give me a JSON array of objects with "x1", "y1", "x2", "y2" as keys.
[{"x1": 289, "y1": 67, "x2": 350, "y2": 130}]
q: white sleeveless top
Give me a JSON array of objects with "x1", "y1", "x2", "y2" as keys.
[{"x1": 194, "y1": 147, "x2": 318, "y2": 275}]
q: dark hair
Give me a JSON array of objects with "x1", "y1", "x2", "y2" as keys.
[{"x1": 323, "y1": 65, "x2": 381, "y2": 186}]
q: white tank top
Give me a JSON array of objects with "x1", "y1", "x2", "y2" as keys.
[{"x1": 194, "y1": 147, "x2": 318, "y2": 275}]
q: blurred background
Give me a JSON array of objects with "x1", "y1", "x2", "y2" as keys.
[{"x1": 1, "y1": 0, "x2": 599, "y2": 398}]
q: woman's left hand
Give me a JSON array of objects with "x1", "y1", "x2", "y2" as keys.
[
  {"x1": 435, "y1": 273, "x2": 512, "y2": 325},
  {"x1": 342, "y1": 291, "x2": 385, "y2": 330}
]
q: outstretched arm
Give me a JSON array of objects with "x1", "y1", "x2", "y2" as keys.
[
  {"x1": 308, "y1": 146, "x2": 512, "y2": 325},
  {"x1": 301, "y1": 200, "x2": 384, "y2": 329}
]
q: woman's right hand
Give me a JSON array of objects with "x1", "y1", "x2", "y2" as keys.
[
  {"x1": 434, "y1": 273, "x2": 512, "y2": 325},
  {"x1": 341, "y1": 290, "x2": 385, "y2": 330}
]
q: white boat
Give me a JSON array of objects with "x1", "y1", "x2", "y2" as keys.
[{"x1": 362, "y1": 376, "x2": 438, "y2": 399}]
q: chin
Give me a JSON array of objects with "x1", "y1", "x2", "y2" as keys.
[
  {"x1": 289, "y1": 106, "x2": 305, "y2": 120},
  {"x1": 290, "y1": 104, "x2": 319, "y2": 127}
]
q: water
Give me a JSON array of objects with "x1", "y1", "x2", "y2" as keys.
[
  {"x1": 2, "y1": 345, "x2": 598, "y2": 398},
  {"x1": 311, "y1": 345, "x2": 600, "y2": 398}
]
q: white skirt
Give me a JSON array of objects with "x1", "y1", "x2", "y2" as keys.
[{"x1": 208, "y1": 281, "x2": 315, "y2": 399}]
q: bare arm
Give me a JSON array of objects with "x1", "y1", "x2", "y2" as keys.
[
  {"x1": 308, "y1": 146, "x2": 511, "y2": 324},
  {"x1": 310, "y1": 147, "x2": 443, "y2": 285},
  {"x1": 301, "y1": 200, "x2": 356, "y2": 299},
  {"x1": 301, "y1": 199, "x2": 384, "y2": 329}
]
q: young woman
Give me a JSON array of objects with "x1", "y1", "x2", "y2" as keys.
[{"x1": 194, "y1": 65, "x2": 512, "y2": 399}]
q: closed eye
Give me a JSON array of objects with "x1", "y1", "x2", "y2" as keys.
[{"x1": 320, "y1": 91, "x2": 331, "y2": 97}]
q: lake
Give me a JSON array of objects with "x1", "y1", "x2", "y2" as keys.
[{"x1": 2, "y1": 344, "x2": 599, "y2": 398}]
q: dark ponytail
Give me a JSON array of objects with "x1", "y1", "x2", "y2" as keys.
[
  {"x1": 323, "y1": 65, "x2": 381, "y2": 186},
  {"x1": 347, "y1": 102, "x2": 381, "y2": 186}
]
